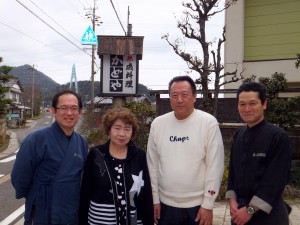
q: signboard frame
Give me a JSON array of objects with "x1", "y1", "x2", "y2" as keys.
[{"x1": 100, "y1": 54, "x2": 139, "y2": 96}]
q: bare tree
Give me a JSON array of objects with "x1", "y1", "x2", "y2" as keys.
[{"x1": 162, "y1": 0, "x2": 243, "y2": 116}]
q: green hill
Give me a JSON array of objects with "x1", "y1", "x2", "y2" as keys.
[{"x1": 8, "y1": 64, "x2": 155, "y2": 106}]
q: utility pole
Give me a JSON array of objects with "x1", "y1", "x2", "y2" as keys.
[
  {"x1": 91, "y1": 3, "x2": 95, "y2": 107},
  {"x1": 85, "y1": 0, "x2": 101, "y2": 108},
  {"x1": 31, "y1": 65, "x2": 35, "y2": 118},
  {"x1": 113, "y1": 7, "x2": 132, "y2": 108}
]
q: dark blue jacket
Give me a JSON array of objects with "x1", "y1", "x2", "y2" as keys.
[{"x1": 11, "y1": 122, "x2": 88, "y2": 224}]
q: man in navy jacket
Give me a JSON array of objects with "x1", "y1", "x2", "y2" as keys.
[{"x1": 11, "y1": 90, "x2": 88, "y2": 225}]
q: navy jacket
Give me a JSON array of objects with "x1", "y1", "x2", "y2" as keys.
[{"x1": 11, "y1": 122, "x2": 88, "y2": 224}]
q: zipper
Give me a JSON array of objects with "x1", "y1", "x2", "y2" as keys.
[
  {"x1": 102, "y1": 156, "x2": 118, "y2": 224},
  {"x1": 123, "y1": 163, "x2": 129, "y2": 225}
]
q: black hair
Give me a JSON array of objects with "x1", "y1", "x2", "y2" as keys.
[
  {"x1": 168, "y1": 75, "x2": 196, "y2": 95},
  {"x1": 51, "y1": 90, "x2": 83, "y2": 109},
  {"x1": 237, "y1": 82, "x2": 266, "y2": 104}
]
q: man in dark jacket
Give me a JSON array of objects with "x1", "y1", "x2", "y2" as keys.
[
  {"x1": 11, "y1": 90, "x2": 88, "y2": 225},
  {"x1": 226, "y1": 82, "x2": 292, "y2": 225}
]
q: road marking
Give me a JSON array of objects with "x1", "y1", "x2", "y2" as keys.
[
  {"x1": 0, "y1": 174, "x2": 4, "y2": 178},
  {"x1": 0, "y1": 155, "x2": 16, "y2": 163},
  {"x1": 0, "y1": 174, "x2": 11, "y2": 185},
  {"x1": 14, "y1": 148, "x2": 20, "y2": 154},
  {"x1": 0, "y1": 204, "x2": 25, "y2": 225}
]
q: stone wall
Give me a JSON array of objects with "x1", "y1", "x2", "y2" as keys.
[{"x1": 0, "y1": 115, "x2": 7, "y2": 144}]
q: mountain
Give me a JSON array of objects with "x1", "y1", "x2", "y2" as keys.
[
  {"x1": 63, "y1": 81, "x2": 155, "y2": 103},
  {"x1": 8, "y1": 64, "x2": 155, "y2": 105},
  {"x1": 9, "y1": 64, "x2": 60, "y2": 92},
  {"x1": 8, "y1": 65, "x2": 61, "y2": 106}
]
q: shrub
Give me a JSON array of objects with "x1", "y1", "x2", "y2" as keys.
[
  {"x1": 217, "y1": 147, "x2": 230, "y2": 201},
  {"x1": 85, "y1": 101, "x2": 156, "y2": 150},
  {"x1": 125, "y1": 101, "x2": 156, "y2": 150}
]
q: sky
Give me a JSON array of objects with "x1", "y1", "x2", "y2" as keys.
[{"x1": 0, "y1": 0, "x2": 225, "y2": 90}]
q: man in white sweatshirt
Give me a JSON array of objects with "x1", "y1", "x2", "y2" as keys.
[{"x1": 147, "y1": 75, "x2": 224, "y2": 225}]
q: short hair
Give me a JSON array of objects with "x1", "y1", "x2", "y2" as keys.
[
  {"x1": 102, "y1": 107, "x2": 139, "y2": 139},
  {"x1": 237, "y1": 82, "x2": 266, "y2": 104},
  {"x1": 168, "y1": 75, "x2": 197, "y2": 95},
  {"x1": 52, "y1": 90, "x2": 83, "y2": 109}
]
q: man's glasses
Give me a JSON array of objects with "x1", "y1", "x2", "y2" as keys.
[{"x1": 56, "y1": 106, "x2": 80, "y2": 114}]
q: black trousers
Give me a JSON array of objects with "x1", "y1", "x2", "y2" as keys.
[{"x1": 157, "y1": 202, "x2": 200, "y2": 225}]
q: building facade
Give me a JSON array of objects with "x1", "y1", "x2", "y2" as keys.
[
  {"x1": 1, "y1": 78, "x2": 31, "y2": 125},
  {"x1": 224, "y1": 0, "x2": 300, "y2": 97}
]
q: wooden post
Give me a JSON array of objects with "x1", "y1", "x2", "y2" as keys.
[{"x1": 113, "y1": 97, "x2": 126, "y2": 108}]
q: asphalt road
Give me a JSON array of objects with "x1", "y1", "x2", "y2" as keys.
[{"x1": 0, "y1": 112, "x2": 54, "y2": 224}]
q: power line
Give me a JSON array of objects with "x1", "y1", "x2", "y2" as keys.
[
  {"x1": 0, "y1": 20, "x2": 92, "y2": 62},
  {"x1": 109, "y1": 0, "x2": 126, "y2": 35},
  {"x1": 28, "y1": 0, "x2": 80, "y2": 44},
  {"x1": 15, "y1": 0, "x2": 91, "y2": 57},
  {"x1": 0, "y1": 20, "x2": 62, "y2": 53},
  {"x1": 69, "y1": 0, "x2": 84, "y2": 11},
  {"x1": 81, "y1": 0, "x2": 92, "y2": 8}
]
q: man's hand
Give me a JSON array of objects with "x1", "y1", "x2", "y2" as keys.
[
  {"x1": 228, "y1": 198, "x2": 239, "y2": 218},
  {"x1": 231, "y1": 206, "x2": 252, "y2": 225},
  {"x1": 195, "y1": 207, "x2": 213, "y2": 225},
  {"x1": 153, "y1": 203, "x2": 161, "y2": 224}
]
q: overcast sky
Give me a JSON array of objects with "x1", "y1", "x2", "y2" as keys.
[{"x1": 0, "y1": 0, "x2": 224, "y2": 90}]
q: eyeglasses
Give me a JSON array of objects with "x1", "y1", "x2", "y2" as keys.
[{"x1": 56, "y1": 106, "x2": 80, "y2": 114}]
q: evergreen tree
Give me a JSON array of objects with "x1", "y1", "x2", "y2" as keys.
[
  {"x1": 245, "y1": 73, "x2": 300, "y2": 128},
  {"x1": 296, "y1": 53, "x2": 300, "y2": 69},
  {"x1": 0, "y1": 57, "x2": 13, "y2": 113}
]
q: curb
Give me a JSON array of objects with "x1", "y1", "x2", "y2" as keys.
[{"x1": 0, "y1": 131, "x2": 19, "y2": 159}]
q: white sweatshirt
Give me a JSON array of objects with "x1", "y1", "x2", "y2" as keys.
[{"x1": 146, "y1": 109, "x2": 224, "y2": 210}]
